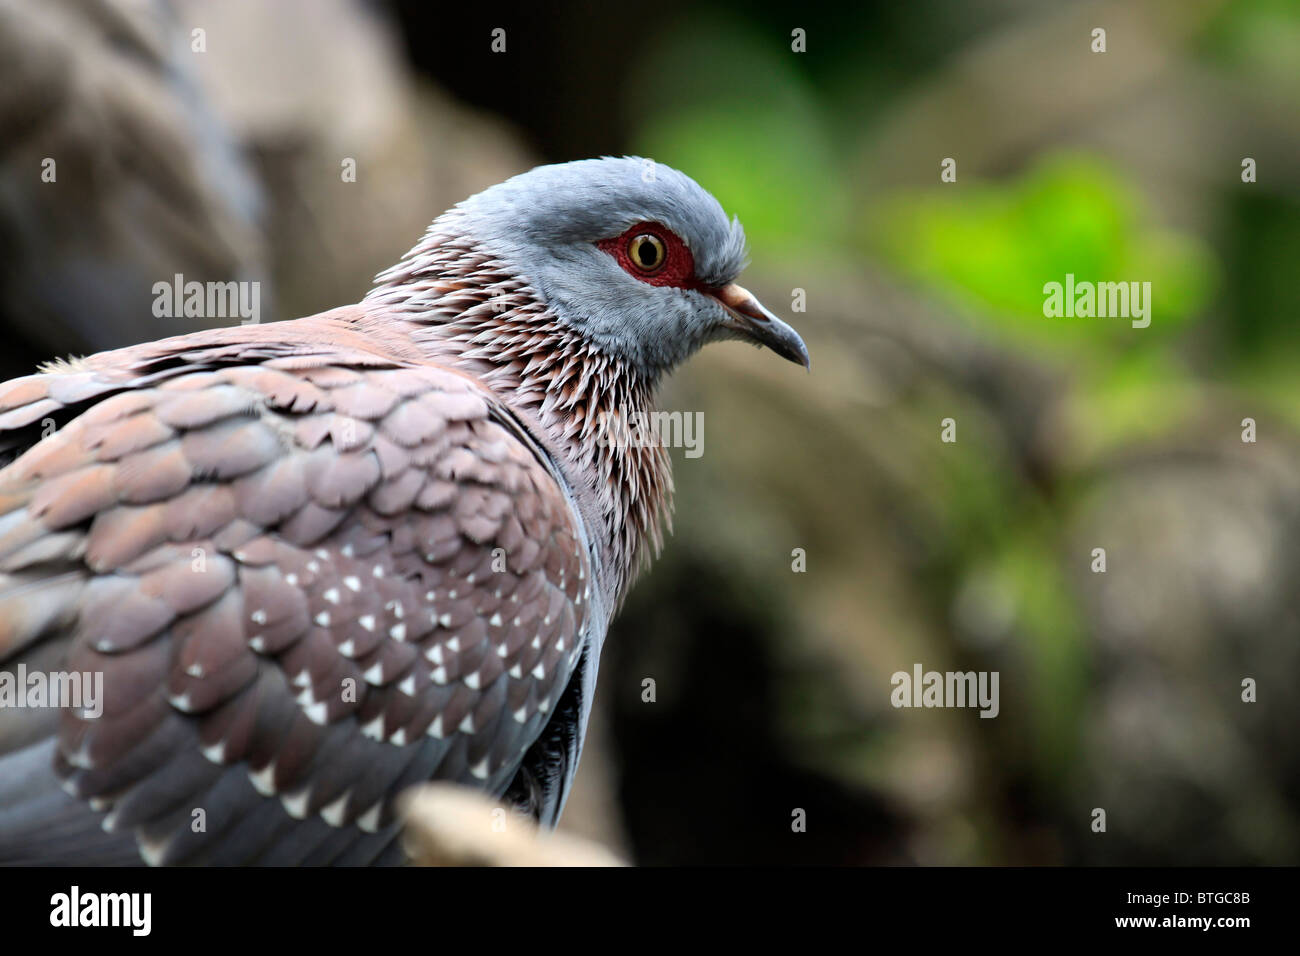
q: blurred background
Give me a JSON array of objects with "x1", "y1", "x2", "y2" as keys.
[{"x1": 1, "y1": 0, "x2": 1297, "y2": 864}]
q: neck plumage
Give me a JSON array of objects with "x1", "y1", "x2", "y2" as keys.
[{"x1": 363, "y1": 219, "x2": 673, "y2": 608}]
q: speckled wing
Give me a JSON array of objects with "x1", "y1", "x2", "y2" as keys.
[{"x1": 0, "y1": 326, "x2": 593, "y2": 865}]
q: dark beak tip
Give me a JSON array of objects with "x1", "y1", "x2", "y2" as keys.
[
  {"x1": 783, "y1": 341, "x2": 811, "y2": 371},
  {"x1": 778, "y1": 329, "x2": 811, "y2": 371}
]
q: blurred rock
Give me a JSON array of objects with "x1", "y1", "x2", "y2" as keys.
[
  {"x1": 1069, "y1": 434, "x2": 1300, "y2": 863},
  {"x1": 0, "y1": 0, "x2": 267, "y2": 375},
  {"x1": 170, "y1": 0, "x2": 533, "y2": 321}
]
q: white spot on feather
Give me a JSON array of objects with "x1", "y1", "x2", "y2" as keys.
[
  {"x1": 320, "y1": 791, "x2": 351, "y2": 827},
  {"x1": 282, "y1": 789, "x2": 312, "y2": 819},
  {"x1": 249, "y1": 763, "x2": 277, "y2": 795},
  {"x1": 202, "y1": 741, "x2": 227, "y2": 764},
  {"x1": 139, "y1": 838, "x2": 169, "y2": 867}
]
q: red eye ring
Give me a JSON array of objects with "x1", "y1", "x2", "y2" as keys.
[{"x1": 597, "y1": 222, "x2": 698, "y2": 288}]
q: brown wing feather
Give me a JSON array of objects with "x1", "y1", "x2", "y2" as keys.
[{"x1": 0, "y1": 324, "x2": 591, "y2": 865}]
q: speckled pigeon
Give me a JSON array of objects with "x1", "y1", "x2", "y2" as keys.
[{"x1": 0, "y1": 157, "x2": 808, "y2": 865}]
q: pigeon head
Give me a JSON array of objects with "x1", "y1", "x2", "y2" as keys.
[
  {"x1": 449, "y1": 157, "x2": 810, "y2": 376},
  {"x1": 365, "y1": 158, "x2": 810, "y2": 593}
]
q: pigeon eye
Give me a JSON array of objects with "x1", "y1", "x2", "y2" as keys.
[
  {"x1": 627, "y1": 234, "x2": 666, "y2": 273},
  {"x1": 597, "y1": 222, "x2": 694, "y2": 286}
]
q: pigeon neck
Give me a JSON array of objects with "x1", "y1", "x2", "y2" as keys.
[{"x1": 363, "y1": 228, "x2": 672, "y2": 606}]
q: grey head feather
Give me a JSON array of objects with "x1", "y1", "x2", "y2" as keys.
[{"x1": 447, "y1": 157, "x2": 752, "y2": 376}]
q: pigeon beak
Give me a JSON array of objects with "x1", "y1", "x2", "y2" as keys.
[{"x1": 711, "y1": 283, "x2": 811, "y2": 369}]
